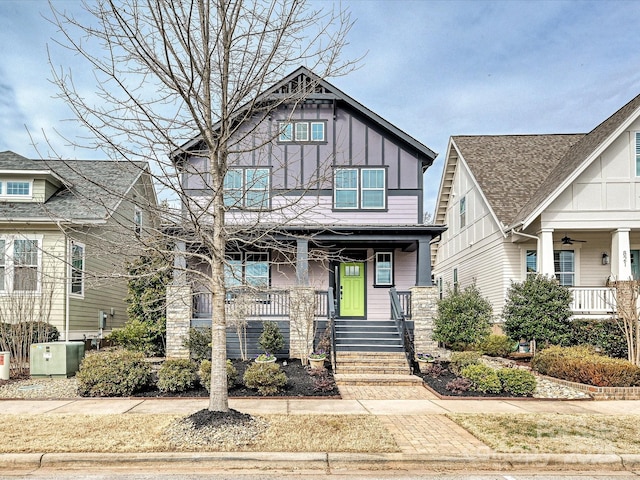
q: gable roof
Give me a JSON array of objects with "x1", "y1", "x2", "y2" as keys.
[
  {"x1": 513, "y1": 92, "x2": 640, "y2": 227},
  {"x1": 173, "y1": 66, "x2": 437, "y2": 168},
  {"x1": 0, "y1": 151, "x2": 150, "y2": 223},
  {"x1": 451, "y1": 134, "x2": 585, "y2": 227}
]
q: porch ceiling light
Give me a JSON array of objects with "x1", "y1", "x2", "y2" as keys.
[{"x1": 602, "y1": 252, "x2": 610, "y2": 265}]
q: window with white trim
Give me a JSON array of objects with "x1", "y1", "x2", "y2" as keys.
[
  {"x1": 554, "y1": 250, "x2": 575, "y2": 286},
  {"x1": 223, "y1": 168, "x2": 270, "y2": 209},
  {"x1": 453, "y1": 267, "x2": 459, "y2": 292},
  {"x1": 636, "y1": 132, "x2": 640, "y2": 177},
  {"x1": 279, "y1": 121, "x2": 325, "y2": 143},
  {"x1": 526, "y1": 250, "x2": 537, "y2": 277},
  {"x1": 0, "y1": 180, "x2": 32, "y2": 198},
  {"x1": 134, "y1": 207, "x2": 143, "y2": 235},
  {"x1": 0, "y1": 236, "x2": 41, "y2": 293},
  {"x1": 374, "y1": 252, "x2": 393, "y2": 286},
  {"x1": 459, "y1": 196, "x2": 466, "y2": 228},
  {"x1": 70, "y1": 242, "x2": 85, "y2": 296},
  {"x1": 437, "y1": 277, "x2": 443, "y2": 299},
  {"x1": 334, "y1": 167, "x2": 386, "y2": 210}
]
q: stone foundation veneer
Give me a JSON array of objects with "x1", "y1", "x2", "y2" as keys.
[
  {"x1": 410, "y1": 285, "x2": 439, "y2": 355},
  {"x1": 288, "y1": 286, "x2": 317, "y2": 360},
  {"x1": 165, "y1": 283, "x2": 192, "y2": 359}
]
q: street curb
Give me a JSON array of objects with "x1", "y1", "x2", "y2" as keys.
[{"x1": 0, "y1": 452, "x2": 633, "y2": 473}]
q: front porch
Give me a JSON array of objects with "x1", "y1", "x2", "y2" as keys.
[{"x1": 569, "y1": 286, "x2": 616, "y2": 319}]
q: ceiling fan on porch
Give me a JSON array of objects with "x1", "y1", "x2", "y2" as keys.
[{"x1": 557, "y1": 235, "x2": 587, "y2": 245}]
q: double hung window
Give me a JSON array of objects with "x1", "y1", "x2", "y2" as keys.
[
  {"x1": 70, "y1": 242, "x2": 85, "y2": 296},
  {"x1": 0, "y1": 236, "x2": 41, "y2": 293},
  {"x1": 526, "y1": 250, "x2": 537, "y2": 277},
  {"x1": 459, "y1": 196, "x2": 467, "y2": 228},
  {"x1": 554, "y1": 250, "x2": 575, "y2": 286},
  {"x1": 224, "y1": 252, "x2": 270, "y2": 289},
  {"x1": 374, "y1": 252, "x2": 393, "y2": 286},
  {"x1": 334, "y1": 167, "x2": 386, "y2": 210},
  {"x1": 224, "y1": 168, "x2": 270, "y2": 209}
]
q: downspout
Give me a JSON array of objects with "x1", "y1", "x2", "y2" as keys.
[{"x1": 57, "y1": 221, "x2": 70, "y2": 343}]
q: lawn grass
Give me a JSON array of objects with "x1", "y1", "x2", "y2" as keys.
[
  {"x1": 0, "y1": 414, "x2": 399, "y2": 453},
  {"x1": 448, "y1": 413, "x2": 640, "y2": 454}
]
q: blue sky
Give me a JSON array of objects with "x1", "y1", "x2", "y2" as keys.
[{"x1": 2, "y1": 0, "x2": 640, "y2": 216}]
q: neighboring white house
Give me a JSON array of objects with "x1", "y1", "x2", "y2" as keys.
[
  {"x1": 0, "y1": 151, "x2": 157, "y2": 341},
  {"x1": 432, "y1": 93, "x2": 640, "y2": 320}
]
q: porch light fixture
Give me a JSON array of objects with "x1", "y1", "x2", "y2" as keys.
[{"x1": 602, "y1": 252, "x2": 610, "y2": 265}]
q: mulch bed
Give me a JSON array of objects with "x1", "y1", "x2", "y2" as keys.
[
  {"x1": 135, "y1": 358, "x2": 339, "y2": 398},
  {"x1": 415, "y1": 361, "x2": 528, "y2": 398}
]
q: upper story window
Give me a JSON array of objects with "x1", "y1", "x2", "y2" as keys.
[
  {"x1": 0, "y1": 236, "x2": 41, "y2": 293},
  {"x1": 224, "y1": 168, "x2": 270, "y2": 209},
  {"x1": 459, "y1": 196, "x2": 467, "y2": 228},
  {"x1": 334, "y1": 167, "x2": 386, "y2": 210},
  {"x1": 374, "y1": 252, "x2": 393, "y2": 286},
  {"x1": 279, "y1": 121, "x2": 325, "y2": 143},
  {"x1": 635, "y1": 132, "x2": 640, "y2": 176},
  {"x1": 134, "y1": 207, "x2": 143, "y2": 235},
  {"x1": 70, "y1": 241, "x2": 85, "y2": 296},
  {"x1": 0, "y1": 180, "x2": 32, "y2": 199}
]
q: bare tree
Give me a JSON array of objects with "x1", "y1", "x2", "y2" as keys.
[
  {"x1": 613, "y1": 280, "x2": 640, "y2": 365},
  {"x1": 47, "y1": 0, "x2": 355, "y2": 413}
]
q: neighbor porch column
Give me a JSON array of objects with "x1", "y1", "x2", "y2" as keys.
[
  {"x1": 165, "y1": 241, "x2": 192, "y2": 359},
  {"x1": 611, "y1": 228, "x2": 632, "y2": 280},
  {"x1": 538, "y1": 228, "x2": 555, "y2": 277},
  {"x1": 416, "y1": 236, "x2": 433, "y2": 286},
  {"x1": 411, "y1": 285, "x2": 440, "y2": 355}
]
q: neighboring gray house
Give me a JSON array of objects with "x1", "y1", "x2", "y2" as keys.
[
  {"x1": 166, "y1": 67, "x2": 444, "y2": 374},
  {"x1": 0, "y1": 151, "x2": 157, "y2": 342},
  {"x1": 433, "y1": 93, "x2": 640, "y2": 321}
]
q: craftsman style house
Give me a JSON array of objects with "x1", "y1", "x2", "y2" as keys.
[
  {"x1": 0, "y1": 151, "x2": 157, "y2": 342},
  {"x1": 433, "y1": 93, "x2": 640, "y2": 321},
  {"x1": 166, "y1": 67, "x2": 443, "y2": 371}
]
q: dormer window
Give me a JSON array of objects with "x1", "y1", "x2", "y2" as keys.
[{"x1": 0, "y1": 180, "x2": 32, "y2": 198}]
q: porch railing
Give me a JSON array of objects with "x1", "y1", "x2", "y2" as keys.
[
  {"x1": 396, "y1": 290, "x2": 412, "y2": 319},
  {"x1": 569, "y1": 287, "x2": 616, "y2": 315},
  {"x1": 390, "y1": 287, "x2": 415, "y2": 374},
  {"x1": 192, "y1": 289, "x2": 330, "y2": 319},
  {"x1": 328, "y1": 288, "x2": 337, "y2": 372}
]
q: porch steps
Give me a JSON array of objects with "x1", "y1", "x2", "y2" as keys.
[{"x1": 334, "y1": 319, "x2": 404, "y2": 352}]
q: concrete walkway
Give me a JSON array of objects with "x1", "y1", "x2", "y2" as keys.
[{"x1": 3, "y1": 386, "x2": 640, "y2": 473}]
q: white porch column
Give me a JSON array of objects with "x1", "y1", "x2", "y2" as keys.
[
  {"x1": 538, "y1": 228, "x2": 555, "y2": 277},
  {"x1": 611, "y1": 228, "x2": 632, "y2": 280}
]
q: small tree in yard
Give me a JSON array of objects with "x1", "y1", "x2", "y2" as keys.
[
  {"x1": 433, "y1": 284, "x2": 492, "y2": 350},
  {"x1": 502, "y1": 274, "x2": 573, "y2": 347},
  {"x1": 613, "y1": 280, "x2": 640, "y2": 366}
]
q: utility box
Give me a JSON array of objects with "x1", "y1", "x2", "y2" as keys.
[
  {"x1": 0, "y1": 352, "x2": 9, "y2": 380},
  {"x1": 30, "y1": 342, "x2": 85, "y2": 378}
]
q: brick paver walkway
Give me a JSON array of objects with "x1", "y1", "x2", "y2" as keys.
[
  {"x1": 377, "y1": 414, "x2": 494, "y2": 454},
  {"x1": 338, "y1": 385, "x2": 439, "y2": 400}
]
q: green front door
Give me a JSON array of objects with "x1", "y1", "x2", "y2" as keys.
[{"x1": 339, "y1": 262, "x2": 365, "y2": 317}]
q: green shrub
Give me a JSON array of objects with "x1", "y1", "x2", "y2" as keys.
[
  {"x1": 459, "y1": 364, "x2": 502, "y2": 394},
  {"x1": 243, "y1": 362, "x2": 287, "y2": 395},
  {"x1": 157, "y1": 359, "x2": 197, "y2": 393},
  {"x1": 475, "y1": 334, "x2": 516, "y2": 357},
  {"x1": 569, "y1": 319, "x2": 628, "y2": 359},
  {"x1": 449, "y1": 351, "x2": 482, "y2": 375},
  {"x1": 183, "y1": 327, "x2": 212, "y2": 362},
  {"x1": 497, "y1": 368, "x2": 537, "y2": 395},
  {"x1": 502, "y1": 275, "x2": 573, "y2": 346},
  {"x1": 198, "y1": 359, "x2": 238, "y2": 392},
  {"x1": 258, "y1": 321, "x2": 285, "y2": 355},
  {"x1": 0, "y1": 321, "x2": 59, "y2": 346},
  {"x1": 433, "y1": 284, "x2": 492, "y2": 350},
  {"x1": 108, "y1": 318, "x2": 165, "y2": 357},
  {"x1": 76, "y1": 349, "x2": 151, "y2": 397},
  {"x1": 531, "y1": 345, "x2": 640, "y2": 387}
]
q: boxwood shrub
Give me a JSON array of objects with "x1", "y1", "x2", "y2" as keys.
[
  {"x1": 449, "y1": 351, "x2": 482, "y2": 375},
  {"x1": 474, "y1": 335, "x2": 516, "y2": 357},
  {"x1": 198, "y1": 359, "x2": 238, "y2": 392},
  {"x1": 77, "y1": 349, "x2": 151, "y2": 397},
  {"x1": 157, "y1": 359, "x2": 197, "y2": 393},
  {"x1": 496, "y1": 368, "x2": 537, "y2": 395},
  {"x1": 243, "y1": 362, "x2": 287, "y2": 395},
  {"x1": 459, "y1": 364, "x2": 502, "y2": 393},
  {"x1": 531, "y1": 345, "x2": 640, "y2": 387}
]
